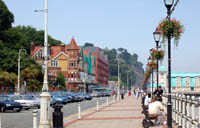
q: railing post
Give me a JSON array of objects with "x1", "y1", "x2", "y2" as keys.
[
  {"x1": 198, "y1": 97, "x2": 200, "y2": 127},
  {"x1": 191, "y1": 96, "x2": 195, "y2": 128},
  {"x1": 187, "y1": 95, "x2": 190, "y2": 128},
  {"x1": 176, "y1": 94, "x2": 179, "y2": 124},
  {"x1": 32, "y1": 109, "x2": 38, "y2": 128},
  {"x1": 172, "y1": 94, "x2": 175, "y2": 121},
  {"x1": 78, "y1": 102, "x2": 81, "y2": 119},
  {"x1": 182, "y1": 95, "x2": 186, "y2": 128},
  {"x1": 178, "y1": 95, "x2": 182, "y2": 127},
  {"x1": 97, "y1": 98, "x2": 99, "y2": 111}
]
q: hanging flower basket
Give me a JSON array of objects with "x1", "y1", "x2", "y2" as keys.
[
  {"x1": 151, "y1": 49, "x2": 165, "y2": 61},
  {"x1": 147, "y1": 61, "x2": 157, "y2": 70},
  {"x1": 157, "y1": 18, "x2": 184, "y2": 46}
]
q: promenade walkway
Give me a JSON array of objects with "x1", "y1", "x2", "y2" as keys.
[{"x1": 63, "y1": 95, "x2": 153, "y2": 128}]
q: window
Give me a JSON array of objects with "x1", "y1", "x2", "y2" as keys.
[
  {"x1": 36, "y1": 50, "x2": 43, "y2": 59},
  {"x1": 51, "y1": 59, "x2": 58, "y2": 67}
]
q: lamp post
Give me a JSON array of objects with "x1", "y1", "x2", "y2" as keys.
[
  {"x1": 148, "y1": 56, "x2": 154, "y2": 95},
  {"x1": 17, "y1": 49, "x2": 27, "y2": 94},
  {"x1": 163, "y1": 0, "x2": 174, "y2": 127},
  {"x1": 38, "y1": 0, "x2": 51, "y2": 127},
  {"x1": 117, "y1": 54, "x2": 120, "y2": 100},
  {"x1": 153, "y1": 31, "x2": 161, "y2": 90}
]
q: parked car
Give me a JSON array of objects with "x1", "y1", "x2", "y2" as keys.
[
  {"x1": 91, "y1": 91, "x2": 101, "y2": 97},
  {"x1": 21, "y1": 95, "x2": 40, "y2": 108},
  {"x1": 51, "y1": 93, "x2": 71, "y2": 105},
  {"x1": 0, "y1": 95, "x2": 22, "y2": 112},
  {"x1": 7, "y1": 95, "x2": 31, "y2": 110},
  {"x1": 83, "y1": 93, "x2": 92, "y2": 100}
]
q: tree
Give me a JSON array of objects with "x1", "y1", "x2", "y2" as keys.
[
  {"x1": 0, "y1": 0, "x2": 14, "y2": 31},
  {"x1": 84, "y1": 42, "x2": 94, "y2": 47},
  {"x1": 56, "y1": 72, "x2": 66, "y2": 90},
  {"x1": 0, "y1": 71, "x2": 17, "y2": 93},
  {"x1": 21, "y1": 64, "x2": 43, "y2": 92}
]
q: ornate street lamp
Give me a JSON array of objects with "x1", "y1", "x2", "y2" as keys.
[
  {"x1": 38, "y1": 0, "x2": 51, "y2": 128},
  {"x1": 153, "y1": 31, "x2": 161, "y2": 90},
  {"x1": 163, "y1": 0, "x2": 175, "y2": 127}
]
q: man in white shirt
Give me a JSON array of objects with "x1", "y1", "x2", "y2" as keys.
[{"x1": 148, "y1": 97, "x2": 166, "y2": 125}]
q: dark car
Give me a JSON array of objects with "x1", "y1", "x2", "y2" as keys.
[
  {"x1": 0, "y1": 96, "x2": 22, "y2": 112},
  {"x1": 83, "y1": 93, "x2": 92, "y2": 100}
]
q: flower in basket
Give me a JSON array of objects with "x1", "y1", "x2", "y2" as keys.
[
  {"x1": 150, "y1": 49, "x2": 165, "y2": 61},
  {"x1": 157, "y1": 18, "x2": 184, "y2": 46},
  {"x1": 147, "y1": 61, "x2": 157, "y2": 70}
]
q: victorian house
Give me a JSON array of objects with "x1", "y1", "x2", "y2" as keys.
[{"x1": 30, "y1": 37, "x2": 81, "y2": 89}]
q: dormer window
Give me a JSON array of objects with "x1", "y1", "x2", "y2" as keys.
[
  {"x1": 51, "y1": 59, "x2": 58, "y2": 67},
  {"x1": 36, "y1": 50, "x2": 44, "y2": 59}
]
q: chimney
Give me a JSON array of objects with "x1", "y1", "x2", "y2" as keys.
[{"x1": 31, "y1": 42, "x2": 35, "y2": 51}]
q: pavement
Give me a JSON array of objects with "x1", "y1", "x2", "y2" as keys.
[
  {"x1": 63, "y1": 95, "x2": 178, "y2": 128},
  {"x1": 64, "y1": 95, "x2": 146, "y2": 128}
]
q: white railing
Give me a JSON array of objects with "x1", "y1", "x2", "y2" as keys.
[{"x1": 162, "y1": 93, "x2": 200, "y2": 128}]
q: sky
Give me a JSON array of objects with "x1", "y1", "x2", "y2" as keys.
[{"x1": 3, "y1": 0, "x2": 200, "y2": 72}]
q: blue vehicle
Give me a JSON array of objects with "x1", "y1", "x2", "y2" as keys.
[
  {"x1": 51, "y1": 93, "x2": 71, "y2": 105},
  {"x1": 0, "y1": 96, "x2": 22, "y2": 112}
]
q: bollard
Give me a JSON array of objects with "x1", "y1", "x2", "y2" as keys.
[
  {"x1": 106, "y1": 97, "x2": 109, "y2": 106},
  {"x1": 112, "y1": 95, "x2": 115, "y2": 103},
  {"x1": 32, "y1": 109, "x2": 38, "y2": 128},
  {"x1": 53, "y1": 104, "x2": 63, "y2": 128},
  {"x1": 78, "y1": 102, "x2": 81, "y2": 119},
  {"x1": 96, "y1": 98, "x2": 99, "y2": 111}
]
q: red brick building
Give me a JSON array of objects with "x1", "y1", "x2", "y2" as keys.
[{"x1": 84, "y1": 47, "x2": 109, "y2": 87}]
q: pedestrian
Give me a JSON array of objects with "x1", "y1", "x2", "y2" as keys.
[
  {"x1": 144, "y1": 93, "x2": 151, "y2": 106},
  {"x1": 153, "y1": 86, "x2": 163, "y2": 98}
]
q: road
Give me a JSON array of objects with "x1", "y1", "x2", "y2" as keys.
[{"x1": 0, "y1": 97, "x2": 109, "y2": 128}]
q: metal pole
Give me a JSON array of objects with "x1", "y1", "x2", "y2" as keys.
[
  {"x1": 167, "y1": 9, "x2": 172, "y2": 128},
  {"x1": 117, "y1": 55, "x2": 120, "y2": 100},
  {"x1": 17, "y1": 54, "x2": 20, "y2": 94},
  {"x1": 39, "y1": 0, "x2": 50, "y2": 127},
  {"x1": 156, "y1": 41, "x2": 159, "y2": 90},
  {"x1": 78, "y1": 102, "x2": 81, "y2": 119},
  {"x1": 33, "y1": 110, "x2": 38, "y2": 128},
  {"x1": 127, "y1": 72, "x2": 129, "y2": 96},
  {"x1": 152, "y1": 69, "x2": 154, "y2": 95}
]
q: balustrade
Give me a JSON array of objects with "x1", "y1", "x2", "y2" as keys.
[{"x1": 162, "y1": 93, "x2": 200, "y2": 127}]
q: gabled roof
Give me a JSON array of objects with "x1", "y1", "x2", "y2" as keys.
[
  {"x1": 51, "y1": 52, "x2": 69, "y2": 60},
  {"x1": 30, "y1": 46, "x2": 42, "y2": 56},
  {"x1": 66, "y1": 37, "x2": 80, "y2": 50}
]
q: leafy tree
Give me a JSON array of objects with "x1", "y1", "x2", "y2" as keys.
[
  {"x1": 84, "y1": 42, "x2": 94, "y2": 47},
  {"x1": 0, "y1": 71, "x2": 17, "y2": 93},
  {"x1": 56, "y1": 72, "x2": 66, "y2": 90},
  {"x1": 20, "y1": 64, "x2": 43, "y2": 92},
  {"x1": 0, "y1": 0, "x2": 14, "y2": 31}
]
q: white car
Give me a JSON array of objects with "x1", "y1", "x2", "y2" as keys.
[
  {"x1": 8, "y1": 95, "x2": 31, "y2": 110},
  {"x1": 21, "y1": 95, "x2": 40, "y2": 109}
]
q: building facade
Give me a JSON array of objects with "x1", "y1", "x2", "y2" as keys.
[
  {"x1": 30, "y1": 37, "x2": 81, "y2": 89},
  {"x1": 30, "y1": 38, "x2": 109, "y2": 90},
  {"x1": 84, "y1": 47, "x2": 109, "y2": 87},
  {"x1": 155, "y1": 66, "x2": 200, "y2": 92}
]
